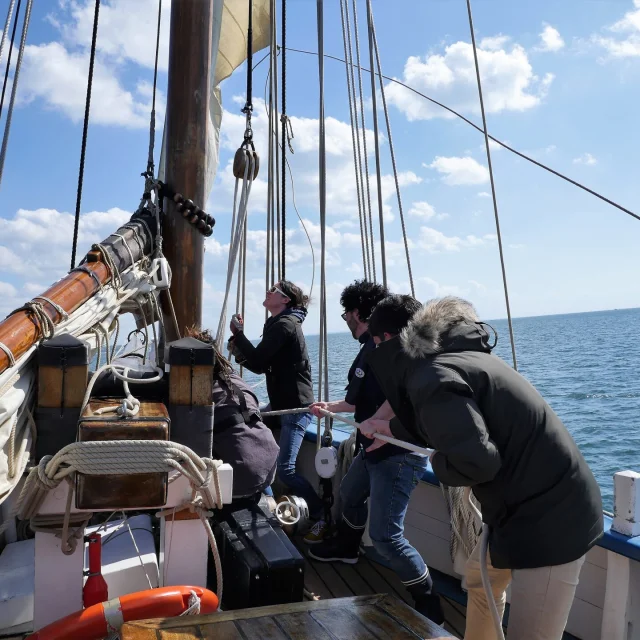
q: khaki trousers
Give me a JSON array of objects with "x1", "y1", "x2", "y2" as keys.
[{"x1": 464, "y1": 541, "x2": 585, "y2": 640}]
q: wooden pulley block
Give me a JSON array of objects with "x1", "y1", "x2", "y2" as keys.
[{"x1": 232, "y1": 147, "x2": 260, "y2": 180}]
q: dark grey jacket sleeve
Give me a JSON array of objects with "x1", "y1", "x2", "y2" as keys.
[
  {"x1": 408, "y1": 367, "x2": 501, "y2": 487},
  {"x1": 231, "y1": 318, "x2": 292, "y2": 374}
]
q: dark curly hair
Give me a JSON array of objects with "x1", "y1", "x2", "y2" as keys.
[
  {"x1": 340, "y1": 279, "x2": 390, "y2": 322},
  {"x1": 368, "y1": 294, "x2": 422, "y2": 339}
]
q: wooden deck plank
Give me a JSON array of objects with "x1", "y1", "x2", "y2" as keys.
[
  {"x1": 333, "y1": 561, "x2": 376, "y2": 596},
  {"x1": 236, "y1": 616, "x2": 290, "y2": 639},
  {"x1": 368, "y1": 559, "x2": 413, "y2": 603},
  {"x1": 353, "y1": 604, "x2": 437, "y2": 640},
  {"x1": 350, "y1": 558, "x2": 394, "y2": 597},
  {"x1": 306, "y1": 558, "x2": 355, "y2": 598},
  {"x1": 122, "y1": 596, "x2": 384, "y2": 633},
  {"x1": 310, "y1": 607, "x2": 391, "y2": 640},
  {"x1": 302, "y1": 555, "x2": 333, "y2": 600},
  {"x1": 356, "y1": 557, "x2": 412, "y2": 604},
  {"x1": 274, "y1": 612, "x2": 336, "y2": 640},
  {"x1": 200, "y1": 621, "x2": 245, "y2": 639},
  {"x1": 122, "y1": 595, "x2": 453, "y2": 639},
  {"x1": 376, "y1": 594, "x2": 455, "y2": 639},
  {"x1": 440, "y1": 599, "x2": 465, "y2": 638}
]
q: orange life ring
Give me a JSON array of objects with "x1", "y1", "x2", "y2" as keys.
[{"x1": 25, "y1": 585, "x2": 218, "y2": 640}]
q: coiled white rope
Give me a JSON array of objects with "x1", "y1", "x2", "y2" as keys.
[{"x1": 80, "y1": 362, "x2": 163, "y2": 417}]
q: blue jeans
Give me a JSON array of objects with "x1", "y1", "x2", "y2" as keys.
[
  {"x1": 340, "y1": 450, "x2": 430, "y2": 586},
  {"x1": 277, "y1": 412, "x2": 323, "y2": 519}
]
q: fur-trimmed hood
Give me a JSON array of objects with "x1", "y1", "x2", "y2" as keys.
[{"x1": 400, "y1": 296, "x2": 495, "y2": 359}]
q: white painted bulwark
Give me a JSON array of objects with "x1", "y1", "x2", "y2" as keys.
[
  {"x1": 612, "y1": 470, "x2": 640, "y2": 537},
  {"x1": 159, "y1": 518, "x2": 209, "y2": 588},
  {"x1": 600, "y1": 551, "x2": 631, "y2": 640},
  {"x1": 159, "y1": 464, "x2": 233, "y2": 590},
  {"x1": 85, "y1": 515, "x2": 159, "y2": 597},
  {"x1": 34, "y1": 530, "x2": 84, "y2": 631},
  {"x1": 0, "y1": 539, "x2": 34, "y2": 635}
]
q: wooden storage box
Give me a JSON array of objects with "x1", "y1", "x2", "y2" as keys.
[{"x1": 75, "y1": 400, "x2": 170, "y2": 510}]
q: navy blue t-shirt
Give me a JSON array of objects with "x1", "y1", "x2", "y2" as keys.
[{"x1": 345, "y1": 332, "x2": 404, "y2": 462}]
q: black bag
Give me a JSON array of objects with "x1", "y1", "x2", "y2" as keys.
[{"x1": 209, "y1": 503, "x2": 304, "y2": 610}]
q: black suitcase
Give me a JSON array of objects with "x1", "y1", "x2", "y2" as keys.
[{"x1": 209, "y1": 503, "x2": 305, "y2": 610}]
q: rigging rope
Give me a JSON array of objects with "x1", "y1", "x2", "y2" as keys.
[
  {"x1": 70, "y1": 0, "x2": 101, "y2": 270},
  {"x1": 0, "y1": 0, "x2": 20, "y2": 122},
  {"x1": 0, "y1": 0, "x2": 16, "y2": 68},
  {"x1": 316, "y1": 0, "x2": 331, "y2": 451},
  {"x1": 0, "y1": 0, "x2": 32, "y2": 190},
  {"x1": 266, "y1": 4, "x2": 277, "y2": 318},
  {"x1": 365, "y1": 0, "x2": 387, "y2": 288},
  {"x1": 145, "y1": 0, "x2": 162, "y2": 178},
  {"x1": 264, "y1": 59, "x2": 317, "y2": 299},
  {"x1": 284, "y1": 46, "x2": 640, "y2": 224},
  {"x1": 215, "y1": 154, "x2": 255, "y2": 351},
  {"x1": 369, "y1": 8, "x2": 415, "y2": 297},
  {"x1": 344, "y1": 0, "x2": 372, "y2": 281},
  {"x1": 281, "y1": 0, "x2": 287, "y2": 279},
  {"x1": 466, "y1": 0, "x2": 517, "y2": 371},
  {"x1": 339, "y1": 0, "x2": 369, "y2": 280},
  {"x1": 350, "y1": 0, "x2": 376, "y2": 281}
]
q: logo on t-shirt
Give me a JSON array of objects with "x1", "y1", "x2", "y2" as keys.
[{"x1": 355, "y1": 368, "x2": 365, "y2": 378}]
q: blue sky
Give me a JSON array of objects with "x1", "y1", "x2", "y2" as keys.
[{"x1": 0, "y1": 0, "x2": 639, "y2": 339}]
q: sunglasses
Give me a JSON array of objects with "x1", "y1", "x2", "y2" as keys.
[
  {"x1": 341, "y1": 311, "x2": 349, "y2": 321},
  {"x1": 268, "y1": 285, "x2": 287, "y2": 297}
]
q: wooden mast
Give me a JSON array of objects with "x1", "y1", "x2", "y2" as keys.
[{"x1": 162, "y1": 0, "x2": 214, "y2": 340}]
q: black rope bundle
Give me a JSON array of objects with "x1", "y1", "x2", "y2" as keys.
[{"x1": 70, "y1": 0, "x2": 100, "y2": 270}]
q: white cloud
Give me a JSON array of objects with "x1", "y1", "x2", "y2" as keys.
[
  {"x1": 385, "y1": 39, "x2": 553, "y2": 121},
  {"x1": 418, "y1": 227, "x2": 496, "y2": 253},
  {"x1": 418, "y1": 276, "x2": 466, "y2": 298},
  {"x1": 55, "y1": 0, "x2": 172, "y2": 71},
  {"x1": 429, "y1": 156, "x2": 489, "y2": 186},
  {"x1": 593, "y1": 0, "x2": 640, "y2": 58},
  {"x1": 19, "y1": 43, "x2": 164, "y2": 128},
  {"x1": 477, "y1": 191, "x2": 491, "y2": 198},
  {"x1": 480, "y1": 35, "x2": 511, "y2": 51},
  {"x1": 537, "y1": 24, "x2": 565, "y2": 52},
  {"x1": 409, "y1": 201, "x2": 436, "y2": 219},
  {"x1": 0, "y1": 207, "x2": 132, "y2": 277},
  {"x1": 0, "y1": 281, "x2": 17, "y2": 297},
  {"x1": 213, "y1": 97, "x2": 418, "y2": 225},
  {"x1": 0, "y1": 246, "x2": 22, "y2": 273},
  {"x1": 6, "y1": 1, "x2": 169, "y2": 128},
  {"x1": 573, "y1": 153, "x2": 597, "y2": 166}
]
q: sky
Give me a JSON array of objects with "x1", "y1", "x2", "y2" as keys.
[{"x1": 0, "y1": 0, "x2": 639, "y2": 339}]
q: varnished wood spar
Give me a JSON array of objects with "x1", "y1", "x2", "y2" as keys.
[
  {"x1": 0, "y1": 256, "x2": 109, "y2": 375},
  {"x1": 162, "y1": 0, "x2": 213, "y2": 339}
]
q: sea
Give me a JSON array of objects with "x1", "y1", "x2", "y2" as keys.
[{"x1": 242, "y1": 307, "x2": 640, "y2": 511}]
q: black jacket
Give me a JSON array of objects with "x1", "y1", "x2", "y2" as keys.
[
  {"x1": 345, "y1": 333, "x2": 404, "y2": 462},
  {"x1": 368, "y1": 302, "x2": 603, "y2": 570},
  {"x1": 231, "y1": 308, "x2": 314, "y2": 411},
  {"x1": 212, "y1": 373, "x2": 280, "y2": 498}
]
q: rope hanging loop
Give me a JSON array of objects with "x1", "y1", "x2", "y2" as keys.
[{"x1": 233, "y1": 144, "x2": 260, "y2": 180}]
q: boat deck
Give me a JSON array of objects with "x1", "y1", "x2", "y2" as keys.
[
  {"x1": 293, "y1": 538, "x2": 467, "y2": 638},
  {"x1": 121, "y1": 594, "x2": 454, "y2": 639}
]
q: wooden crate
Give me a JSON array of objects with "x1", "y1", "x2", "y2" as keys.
[{"x1": 75, "y1": 400, "x2": 170, "y2": 510}]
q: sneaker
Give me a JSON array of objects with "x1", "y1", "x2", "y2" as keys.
[
  {"x1": 303, "y1": 520, "x2": 329, "y2": 545},
  {"x1": 308, "y1": 536, "x2": 359, "y2": 565}
]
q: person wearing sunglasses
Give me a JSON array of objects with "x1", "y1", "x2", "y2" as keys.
[{"x1": 228, "y1": 280, "x2": 323, "y2": 522}]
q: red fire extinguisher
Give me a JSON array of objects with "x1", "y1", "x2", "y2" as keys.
[{"x1": 83, "y1": 533, "x2": 108, "y2": 608}]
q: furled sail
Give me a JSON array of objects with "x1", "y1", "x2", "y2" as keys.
[{"x1": 159, "y1": 0, "x2": 271, "y2": 200}]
